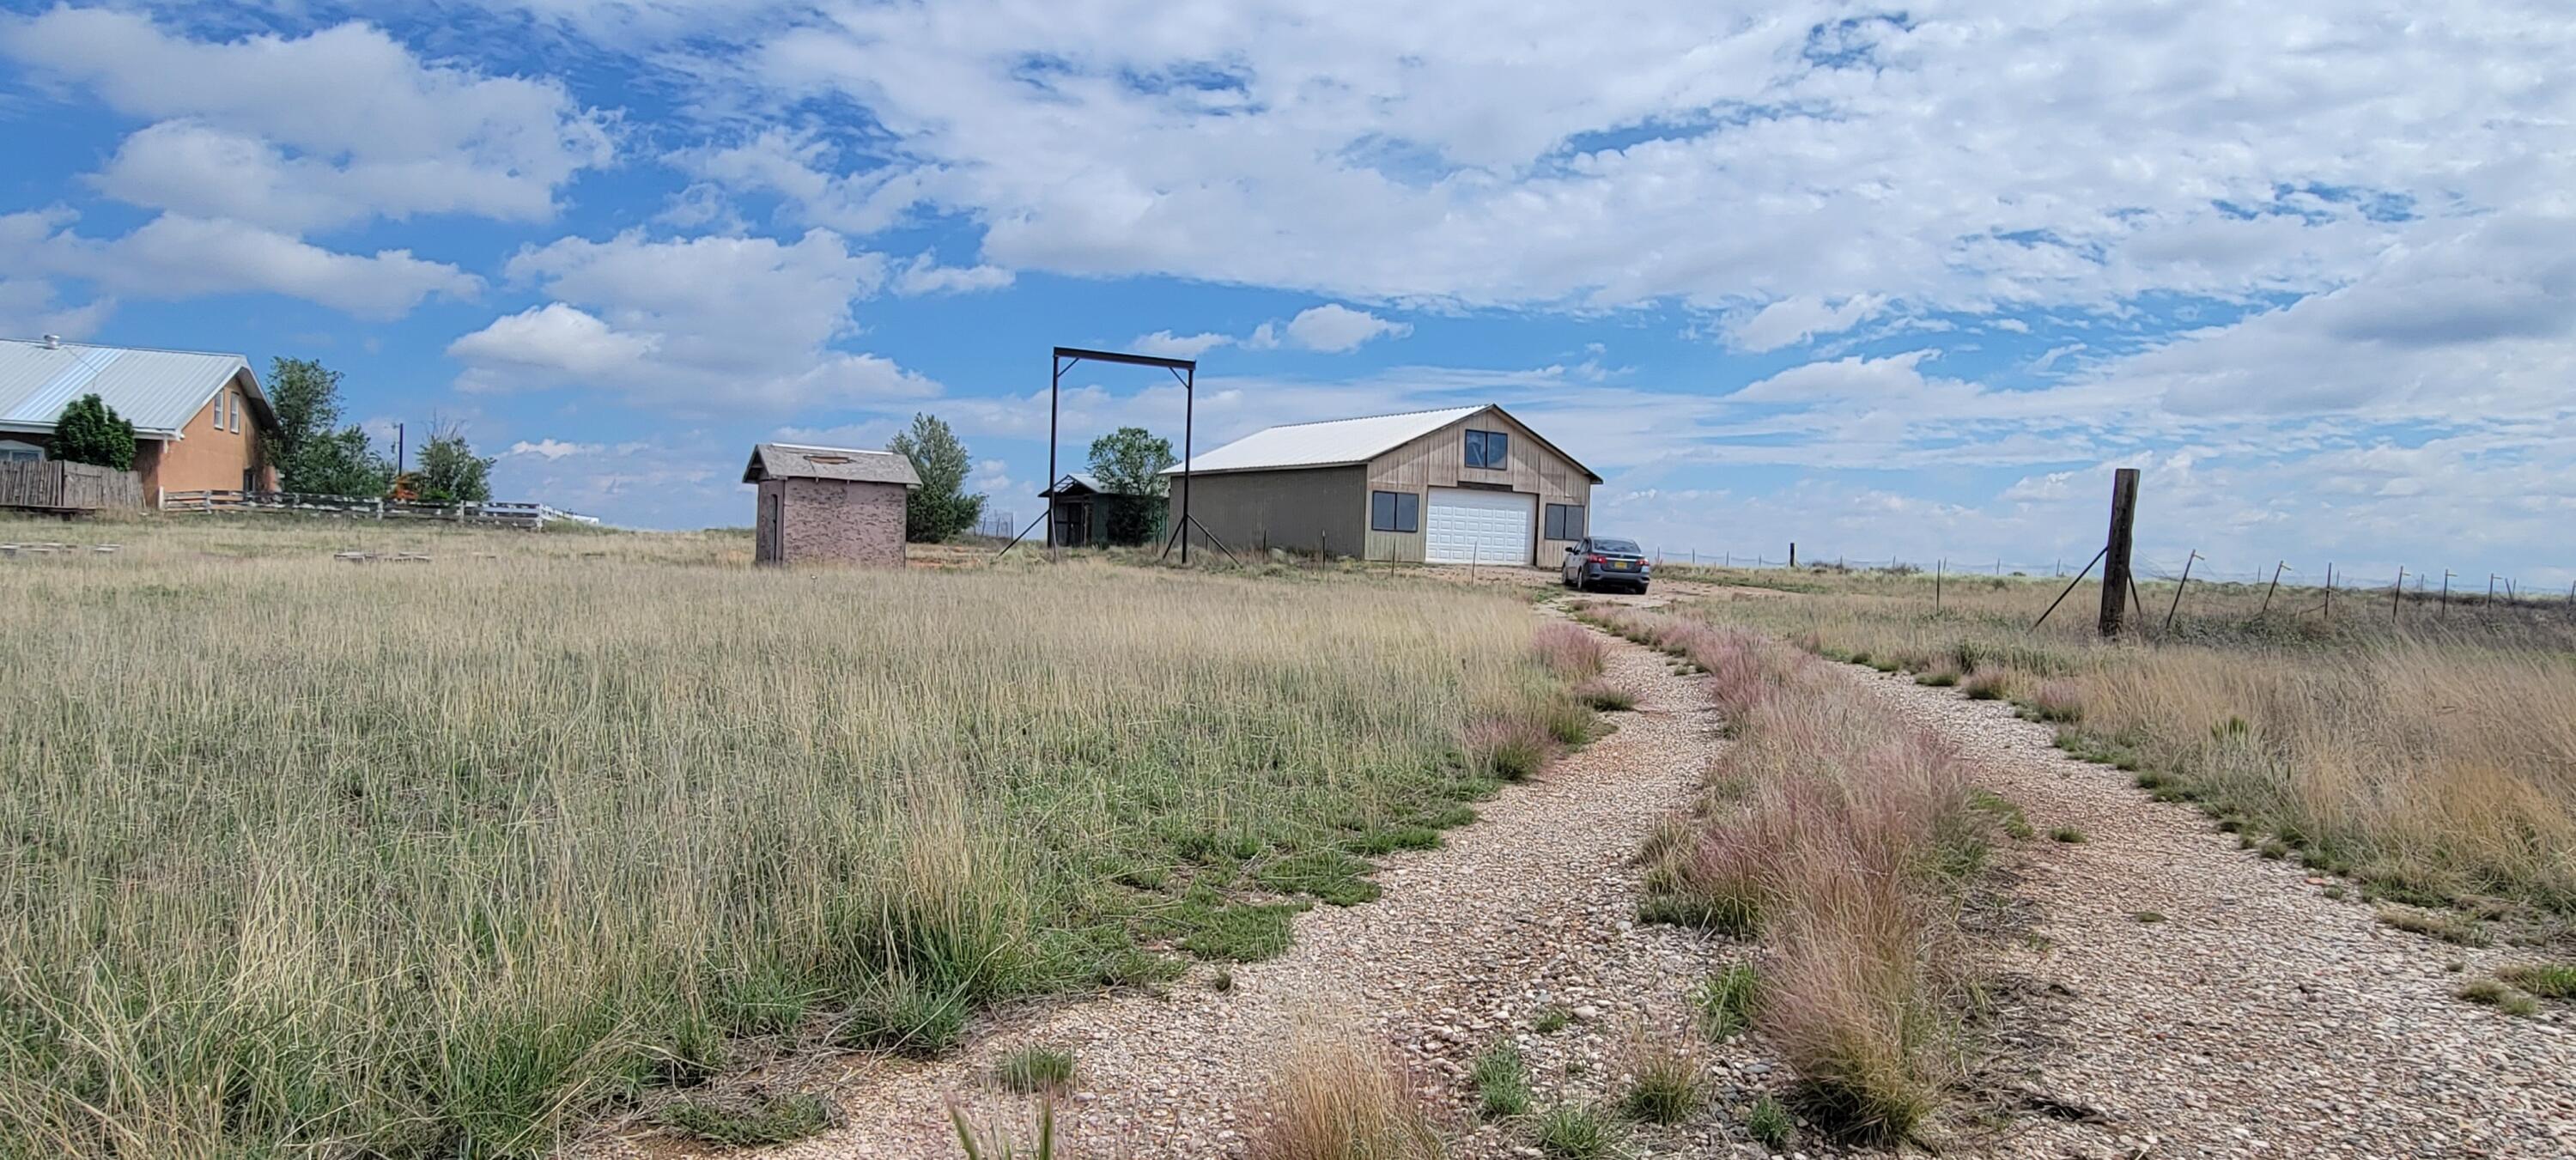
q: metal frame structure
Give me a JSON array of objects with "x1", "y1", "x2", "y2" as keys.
[{"x1": 996, "y1": 345, "x2": 1236, "y2": 565}]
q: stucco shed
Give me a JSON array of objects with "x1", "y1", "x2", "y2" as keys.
[{"x1": 742, "y1": 442, "x2": 920, "y2": 567}]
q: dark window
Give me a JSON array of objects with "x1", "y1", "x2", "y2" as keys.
[
  {"x1": 1463, "y1": 428, "x2": 1510, "y2": 470},
  {"x1": 1593, "y1": 537, "x2": 1640, "y2": 555},
  {"x1": 1370, "y1": 489, "x2": 1419, "y2": 533},
  {"x1": 1545, "y1": 503, "x2": 1585, "y2": 541}
]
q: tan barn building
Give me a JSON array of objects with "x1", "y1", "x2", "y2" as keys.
[
  {"x1": 0, "y1": 336, "x2": 278, "y2": 495},
  {"x1": 742, "y1": 442, "x2": 920, "y2": 567},
  {"x1": 1163, "y1": 404, "x2": 1601, "y2": 565}
]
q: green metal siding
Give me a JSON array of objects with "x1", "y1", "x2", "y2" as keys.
[{"x1": 1168, "y1": 465, "x2": 1367, "y2": 557}]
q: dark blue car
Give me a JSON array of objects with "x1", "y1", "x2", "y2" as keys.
[{"x1": 1560, "y1": 536, "x2": 1651, "y2": 593}]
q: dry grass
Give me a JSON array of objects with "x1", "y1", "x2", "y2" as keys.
[
  {"x1": 0, "y1": 515, "x2": 1561, "y2": 1157},
  {"x1": 1590, "y1": 606, "x2": 1980, "y2": 1140},
  {"x1": 1249, "y1": 1026, "x2": 1446, "y2": 1160},
  {"x1": 1668, "y1": 564, "x2": 2576, "y2": 916}
]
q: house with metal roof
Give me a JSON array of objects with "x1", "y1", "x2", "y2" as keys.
[
  {"x1": 1159, "y1": 404, "x2": 1601, "y2": 565},
  {"x1": 741, "y1": 442, "x2": 921, "y2": 567},
  {"x1": 0, "y1": 335, "x2": 276, "y2": 496}
]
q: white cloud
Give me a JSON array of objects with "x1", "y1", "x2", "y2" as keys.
[
  {"x1": 505, "y1": 438, "x2": 604, "y2": 459},
  {"x1": 1727, "y1": 295, "x2": 1884, "y2": 352},
  {"x1": 1282, "y1": 303, "x2": 1411, "y2": 352},
  {"x1": 448, "y1": 228, "x2": 938, "y2": 410},
  {"x1": 1, "y1": 210, "x2": 479, "y2": 318},
  {"x1": 891, "y1": 252, "x2": 1014, "y2": 296},
  {"x1": 1130, "y1": 331, "x2": 1234, "y2": 359},
  {"x1": 2, "y1": 9, "x2": 611, "y2": 233}
]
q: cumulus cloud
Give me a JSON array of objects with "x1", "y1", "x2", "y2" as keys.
[
  {"x1": 1, "y1": 209, "x2": 478, "y2": 318},
  {"x1": 2, "y1": 8, "x2": 611, "y2": 233},
  {"x1": 448, "y1": 228, "x2": 938, "y2": 410},
  {"x1": 1130, "y1": 331, "x2": 1234, "y2": 359},
  {"x1": 891, "y1": 252, "x2": 1014, "y2": 295},
  {"x1": 1728, "y1": 295, "x2": 1885, "y2": 352},
  {"x1": 1282, "y1": 304, "x2": 1411, "y2": 352},
  {"x1": 505, "y1": 438, "x2": 604, "y2": 459}
]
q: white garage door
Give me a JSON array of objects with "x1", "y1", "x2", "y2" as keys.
[{"x1": 1425, "y1": 488, "x2": 1536, "y2": 565}]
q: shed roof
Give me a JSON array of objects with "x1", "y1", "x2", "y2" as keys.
[
  {"x1": 0, "y1": 337, "x2": 273, "y2": 438},
  {"x1": 1040, "y1": 471, "x2": 1151, "y2": 498},
  {"x1": 742, "y1": 442, "x2": 921, "y2": 486},
  {"x1": 1163, "y1": 404, "x2": 1601, "y2": 483}
]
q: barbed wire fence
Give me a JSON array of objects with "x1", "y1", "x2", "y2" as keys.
[{"x1": 1649, "y1": 543, "x2": 2576, "y2": 618}]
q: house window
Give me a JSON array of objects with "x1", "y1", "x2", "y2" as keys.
[
  {"x1": 1546, "y1": 503, "x2": 1584, "y2": 541},
  {"x1": 1370, "y1": 489, "x2": 1419, "y2": 533},
  {"x1": 0, "y1": 440, "x2": 41, "y2": 464},
  {"x1": 229, "y1": 392, "x2": 241, "y2": 433},
  {"x1": 1463, "y1": 428, "x2": 1510, "y2": 470},
  {"x1": 214, "y1": 392, "x2": 228, "y2": 431}
]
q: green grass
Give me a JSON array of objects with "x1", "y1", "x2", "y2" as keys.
[
  {"x1": 1533, "y1": 1103, "x2": 1623, "y2": 1159},
  {"x1": 993, "y1": 1047, "x2": 1076, "y2": 1095},
  {"x1": 2050, "y1": 826, "x2": 2087, "y2": 843},
  {"x1": 2495, "y1": 961, "x2": 2576, "y2": 999},
  {"x1": 2132, "y1": 910, "x2": 2166, "y2": 924},
  {"x1": 2376, "y1": 906, "x2": 2492, "y2": 947},
  {"x1": 1617, "y1": 1035, "x2": 1703, "y2": 1124},
  {"x1": 2456, "y1": 979, "x2": 2540, "y2": 1017},
  {"x1": 1531, "y1": 1005, "x2": 1571, "y2": 1034},
  {"x1": 1470, "y1": 1042, "x2": 1533, "y2": 1120},
  {"x1": 1692, "y1": 964, "x2": 1758, "y2": 1040},
  {"x1": 1968, "y1": 789, "x2": 2035, "y2": 841},
  {"x1": 1744, "y1": 1095, "x2": 1795, "y2": 1149},
  {"x1": 658, "y1": 1092, "x2": 834, "y2": 1145},
  {"x1": 0, "y1": 519, "x2": 1575, "y2": 1157}
]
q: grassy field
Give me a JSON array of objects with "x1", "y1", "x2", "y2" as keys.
[
  {"x1": 1661, "y1": 564, "x2": 2576, "y2": 924},
  {"x1": 0, "y1": 514, "x2": 1572, "y2": 1157}
]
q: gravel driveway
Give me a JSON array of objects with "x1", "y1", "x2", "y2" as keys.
[
  {"x1": 584, "y1": 612, "x2": 1745, "y2": 1158},
  {"x1": 1834, "y1": 664, "x2": 2576, "y2": 1159}
]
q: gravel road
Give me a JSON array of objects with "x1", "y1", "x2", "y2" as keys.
[
  {"x1": 584, "y1": 612, "x2": 1784, "y2": 1158},
  {"x1": 1834, "y1": 663, "x2": 2576, "y2": 1160}
]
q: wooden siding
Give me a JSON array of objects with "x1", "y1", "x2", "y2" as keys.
[
  {"x1": 0, "y1": 461, "x2": 143, "y2": 511},
  {"x1": 1362, "y1": 410, "x2": 1592, "y2": 565}
]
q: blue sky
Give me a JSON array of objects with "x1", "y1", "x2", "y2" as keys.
[{"x1": 3, "y1": 2, "x2": 2571, "y2": 589}]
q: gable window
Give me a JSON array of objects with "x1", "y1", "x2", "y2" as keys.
[
  {"x1": 229, "y1": 392, "x2": 241, "y2": 433},
  {"x1": 1463, "y1": 428, "x2": 1510, "y2": 470},
  {"x1": 1370, "y1": 489, "x2": 1419, "y2": 533},
  {"x1": 1545, "y1": 503, "x2": 1584, "y2": 541}
]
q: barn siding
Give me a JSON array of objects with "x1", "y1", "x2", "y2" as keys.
[
  {"x1": 1363, "y1": 411, "x2": 1591, "y2": 566},
  {"x1": 1167, "y1": 466, "x2": 1367, "y2": 557}
]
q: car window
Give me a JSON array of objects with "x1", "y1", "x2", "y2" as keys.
[{"x1": 1593, "y1": 538, "x2": 1641, "y2": 554}]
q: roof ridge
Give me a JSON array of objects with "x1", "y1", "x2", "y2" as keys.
[
  {"x1": 1, "y1": 337, "x2": 247, "y2": 360},
  {"x1": 1262, "y1": 404, "x2": 1485, "y2": 430}
]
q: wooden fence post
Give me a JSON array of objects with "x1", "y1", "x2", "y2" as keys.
[{"x1": 2097, "y1": 468, "x2": 2140, "y2": 637}]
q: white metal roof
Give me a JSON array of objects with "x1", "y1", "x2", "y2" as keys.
[
  {"x1": 1164, "y1": 406, "x2": 1485, "y2": 475},
  {"x1": 0, "y1": 337, "x2": 263, "y2": 438},
  {"x1": 1163, "y1": 404, "x2": 1601, "y2": 482},
  {"x1": 742, "y1": 442, "x2": 922, "y2": 486}
]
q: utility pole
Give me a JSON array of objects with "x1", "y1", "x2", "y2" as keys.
[
  {"x1": 2098, "y1": 467, "x2": 2140, "y2": 637},
  {"x1": 2440, "y1": 570, "x2": 2453, "y2": 617},
  {"x1": 2391, "y1": 568, "x2": 2404, "y2": 624},
  {"x1": 1789, "y1": 542, "x2": 1796, "y2": 568},
  {"x1": 395, "y1": 422, "x2": 407, "y2": 477}
]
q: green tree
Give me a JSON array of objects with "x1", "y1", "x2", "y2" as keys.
[
  {"x1": 411, "y1": 428, "x2": 495, "y2": 504},
  {"x1": 51, "y1": 393, "x2": 138, "y2": 471},
  {"x1": 1085, "y1": 427, "x2": 1176, "y2": 496},
  {"x1": 1086, "y1": 426, "x2": 1176, "y2": 545},
  {"x1": 265, "y1": 357, "x2": 392, "y2": 497},
  {"x1": 887, "y1": 412, "x2": 985, "y2": 543}
]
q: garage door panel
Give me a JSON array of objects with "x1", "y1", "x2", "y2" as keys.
[{"x1": 1425, "y1": 487, "x2": 1534, "y2": 565}]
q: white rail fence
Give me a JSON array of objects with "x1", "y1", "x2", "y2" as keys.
[{"x1": 159, "y1": 489, "x2": 595, "y2": 529}]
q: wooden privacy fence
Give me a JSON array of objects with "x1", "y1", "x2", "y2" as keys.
[
  {"x1": 160, "y1": 489, "x2": 587, "y2": 529},
  {"x1": 0, "y1": 462, "x2": 143, "y2": 512}
]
